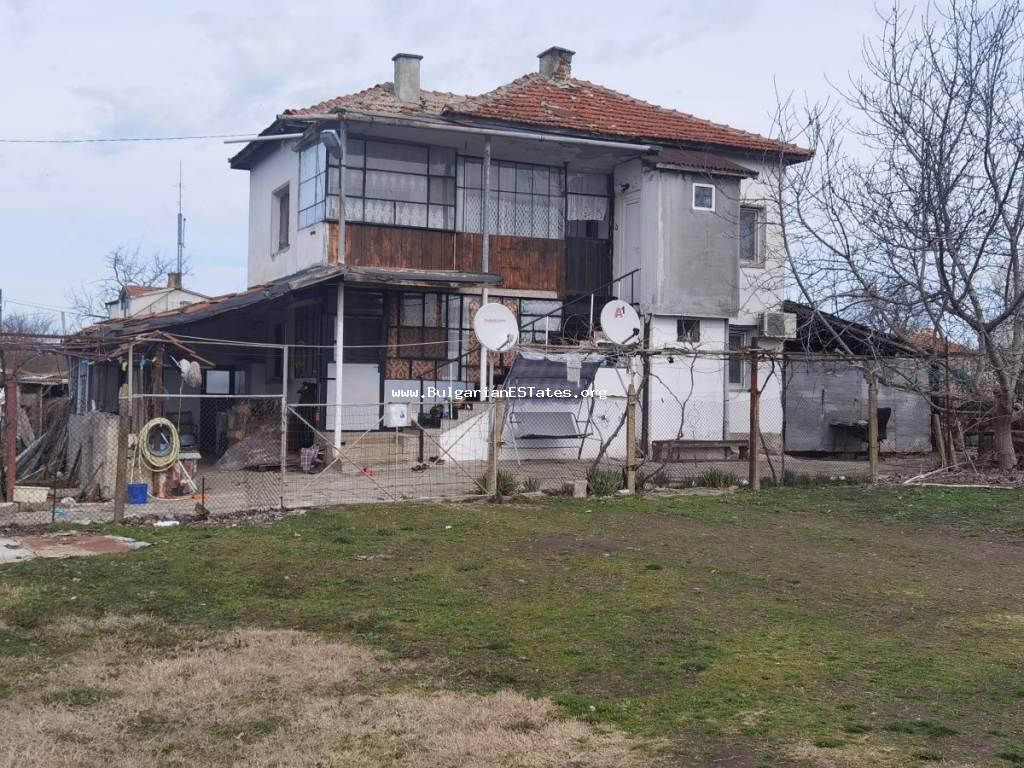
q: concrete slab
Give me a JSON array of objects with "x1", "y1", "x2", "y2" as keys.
[{"x1": 0, "y1": 532, "x2": 149, "y2": 564}]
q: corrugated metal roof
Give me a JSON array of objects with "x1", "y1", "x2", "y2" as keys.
[
  {"x1": 645, "y1": 148, "x2": 759, "y2": 177},
  {"x1": 71, "y1": 264, "x2": 499, "y2": 343}
]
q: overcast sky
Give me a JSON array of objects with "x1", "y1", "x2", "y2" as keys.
[{"x1": 0, "y1": 0, "x2": 881, "y2": 327}]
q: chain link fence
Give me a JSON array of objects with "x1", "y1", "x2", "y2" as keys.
[{"x1": 2, "y1": 343, "x2": 945, "y2": 528}]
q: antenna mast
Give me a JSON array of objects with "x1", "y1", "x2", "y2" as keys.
[{"x1": 176, "y1": 162, "x2": 185, "y2": 274}]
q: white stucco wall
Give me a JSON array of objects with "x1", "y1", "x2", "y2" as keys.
[
  {"x1": 117, "y1": 288, "x2": 207, "y2": 318},
  {"x1": 734, "y1": 158, "x2": 787, "y2": 326},
  {"x1": 247, "y1": 140, "x2": 328, "y2": 286}
]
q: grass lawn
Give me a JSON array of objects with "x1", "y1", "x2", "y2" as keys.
[{"x1": 2, "y1": 486, "x2": 1024, "y2": 766}]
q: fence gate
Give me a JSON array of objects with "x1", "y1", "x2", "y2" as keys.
[{"x1": 281, "y1": 402, "x2": 494, "y2": 508}]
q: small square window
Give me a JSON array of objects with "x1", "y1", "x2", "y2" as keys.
[
  {"x1": 677, "y1": 317, "x2": 700, "y2": 343},
  {"x1": 693, "y1": 183, "x2": 715, "y2": 211}
]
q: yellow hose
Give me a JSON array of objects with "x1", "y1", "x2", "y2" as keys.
[{"x1": 138, "y1": 417, "x2": 180, "y2": 472}]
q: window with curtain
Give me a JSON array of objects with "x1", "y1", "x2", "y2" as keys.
[
  {"x1": 566, "y1": 172, "x2": 610, "y2": 238},
  {"x1": 456, "y1": 157, "x2": 565, "y2": 239},
  {"x1": 333, "y1": 138, "x2": 456, "y2": 230}
]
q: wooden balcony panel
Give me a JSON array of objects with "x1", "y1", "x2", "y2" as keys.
[{"x1": 335, "y1": 223, "x2": 565, "y2": 294}]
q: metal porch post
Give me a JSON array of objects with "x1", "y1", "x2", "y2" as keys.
[
  {"x1": 479, "y1": 136, "x2": 491, "y2": 399},
  {"x1": 280, "y1": 344, "x2": 289, "y2": 510},
  {"x1": 334, "y1": 285, "x2": 344, "y2": 450}
]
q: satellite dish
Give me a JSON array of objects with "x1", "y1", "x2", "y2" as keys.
[
  {"x1": 473, "y1": 302, "x2": 519, "y2": 352},
  {"x1": 600, "y1": 300, "x2": 642, "y2": 346}
]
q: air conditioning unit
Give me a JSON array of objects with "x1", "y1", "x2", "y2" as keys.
[{"x1": 759, "y1": 311, "x2": 797, "y2": 339}]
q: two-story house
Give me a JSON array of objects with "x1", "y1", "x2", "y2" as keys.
[
  {"x1": 228, "y1": 47, "x2": 808, "y2": 443},
  {"x1": 75, "y1": 46, "x2": 808, "y2": 458}
]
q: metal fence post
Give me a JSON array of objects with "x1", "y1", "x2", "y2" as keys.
[
  {"x1": 3, "y1": 377, "x2": 17, "y2": 502},
  {"x1": 280, "y1": 344, "x2": 289, "y2": 511},
  {"x1": 487, "y1": 396, "x2": 505, "y2": 497},
  {"x1": 748, "y1": 349, "x2": 760, "y2": 491},
  {"x1": 625, "y1": 382, "x2": 637, "y2": 493},
  {"x1": 867, "y1": 368, "x2": 879, "y2": 483}
]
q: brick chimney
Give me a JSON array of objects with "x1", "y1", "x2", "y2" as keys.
[
  {"x1": 167, "y1": 272, "x2": 182, "y2": 290},
  {"x1": 392, "y1": 53, "x2": 423, "y2": 103},
  {"x1": 538, "y1": 46, "x2": 574, "y2": 80}
]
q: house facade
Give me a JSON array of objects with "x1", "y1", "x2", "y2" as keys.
[
  {"x1": 226, "y1": 47, "x2": 808, "y2": 447},
  {"x1": 74, "y1": 46, "x2": 808, "y2": 462}
]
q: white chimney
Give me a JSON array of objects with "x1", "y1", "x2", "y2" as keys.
[
  {"x1": 392, "y1": 53, "x2": 423, "y2": 103},
  {"x1": 537, "y1": 46, "x2": 574, "y2": 80}
]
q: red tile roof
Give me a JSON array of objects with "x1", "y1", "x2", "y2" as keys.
[
  {"x1": 449, "y1": 74, "x2": 808, "y2": 156},
  {"x1": 284, "y1": 82, "x2": 468, "y2": 118},
  {"x1": 282, "y1": 73, "x2": 808, "y2": 158},
  {"x1": 907, "y1": 330, "x2": 974, "y2": 354},
  {"x1": 124, "y1": 285, "x2": 162, "y2": 298}
]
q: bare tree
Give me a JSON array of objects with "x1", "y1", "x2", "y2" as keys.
[
  {"x1": 773, "y1": 0, "x2": 1024, "y2": 470},
  {"x1": 66, "y1": 245, "x2": 177, "y2": 323}
]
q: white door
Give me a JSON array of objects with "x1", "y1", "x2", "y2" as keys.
[
  {"x1": 326, "y1": 362, "x2": 381, "y2": 431},
  {"x1": 621, "y1": 192, "x2": 642, "y2": 304}
]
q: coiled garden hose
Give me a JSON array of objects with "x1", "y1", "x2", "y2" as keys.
[{"x1": 138, "y1": 417, "x2": 181, "y2": 472}]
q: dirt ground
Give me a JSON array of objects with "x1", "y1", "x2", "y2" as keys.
[{"x1": 0, "y1": 616, "x2": 642, "y2": 768}]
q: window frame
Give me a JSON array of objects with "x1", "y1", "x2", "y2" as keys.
[
  {"x1": 395, "y1": 292, "x2": 449, "y2": 361},
  {"x1": 297, "y1": 142, "x2": 327, "y2": 230},
  {"x1": 202, "y1": 368, "x2": 245, "y2": 395},
  {"x1": 739, "y1": 204, "x2": 763, "y2": 264},
  {"x1": 456, "y1": 156, "x2": 566, "y2": 240},
  {"x1": 272, "y1": 183, "x2": 291, "y2": 254},
  {"x1": 727, "y1": 328, "x2": 753, "y2": 388},
  {"x1": 677, "y1": 317, "x2": 701, "y2": 344},
  {"x1": 692, "y1": 182, "x2": 716, "y2": 212},
  {"x1": 339, "y1": 136, "x2": 456, "y2": 232}
]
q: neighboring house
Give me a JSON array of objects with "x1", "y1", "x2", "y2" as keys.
[
  {"x1": 783, "y1": 302, "x2": 934, "y2": 454},
  {"x1": 105, "y1": 273, "x2": 208, "y2": 319},
  {"x1": 74, "y1": 47, "x2": 810, "y2": 457}
]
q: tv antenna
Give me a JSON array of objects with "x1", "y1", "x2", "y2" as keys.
[{"x1": 176, "y1": 161, "x2": 186, "y2": 274}]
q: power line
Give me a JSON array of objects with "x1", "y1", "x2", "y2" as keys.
[
  {"x1": 0, "y1": 132, "x2": 258, "y2": 145},
  {"x1": 2, "y1": 298, "x2": 99, "y2": 317}
]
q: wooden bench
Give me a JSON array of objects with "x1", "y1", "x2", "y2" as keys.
[{"x1": 651, "y1": 439, "x2": 749, "y2": 462}]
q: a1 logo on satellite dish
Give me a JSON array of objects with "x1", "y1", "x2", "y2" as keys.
[
  {"x1": 600, "y1": 300, "x2": 642, "y2": 346},
  {"x1": 473, "y1": 302, "x2": 520, "y2": 352}
]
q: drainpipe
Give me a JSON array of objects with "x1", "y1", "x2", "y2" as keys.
[
  {"x1": 722, "y1": 321, "x2": 730, "y2": 440},
  {"x1": 479, "y1": 136, "x2": 491, "y2": 399}
]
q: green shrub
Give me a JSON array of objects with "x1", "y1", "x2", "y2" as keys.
[
  {"x1": 587, "y1": 469, "x2": 624, "y2": 496},
  {"x1": 521, "y1": 478, "x2": 541, "y2": 493},
  {"x1": 637, "y1": 468, "x2": 671, "y2": 491},
  {"x1": 475, "y1": 470, "x2": 519, "y2": 496},
  {"x1": 700, "y1": 468, "x2": 738, "y2": 488}
]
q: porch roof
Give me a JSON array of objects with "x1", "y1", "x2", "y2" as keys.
[{"x1": 69, "y1": 264, "x2": 499, "y2": 348}]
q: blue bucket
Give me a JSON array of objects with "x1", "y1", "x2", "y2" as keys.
[{"x1": 126, "y1": 483, "x2": 148, "y2": 505}]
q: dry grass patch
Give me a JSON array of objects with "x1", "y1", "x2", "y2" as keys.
[{"x1": 0, "y1": 617, "x2": 642, "y2": 768}]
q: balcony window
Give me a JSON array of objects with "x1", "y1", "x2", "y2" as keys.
[
  {"x1": 297, "y1": 143, "x2": 327, "y2": 229},
  {"x1": 457, "y1": 158, "x2": 565, "y2": 239},
  {"x1": 336, "y1": 139, "x2": 455, "y2": 230}
]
